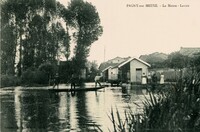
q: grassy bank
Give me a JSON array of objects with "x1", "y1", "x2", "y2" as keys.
[{"x1": 1, "y1": 70, "x2": 50, "y2": 88}]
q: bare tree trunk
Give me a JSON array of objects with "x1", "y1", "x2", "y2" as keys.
[{"x1": 18, "y1": 26, "x2": 23, "y2": 76}]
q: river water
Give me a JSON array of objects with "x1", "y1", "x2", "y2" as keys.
[{"x1": 0, "y1": 84, "x2": 148, "y2": 131}]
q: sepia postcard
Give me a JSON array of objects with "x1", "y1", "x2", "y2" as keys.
[{"x1": 1, "y1": 0, "x2": 200, "y2": 131}]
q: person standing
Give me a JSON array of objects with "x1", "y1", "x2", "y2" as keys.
[
  {"x1": 151, "y1": 73, "x2": 157, "y2": 91},
  {"x1": 70, "y1": 74, "x2": 76, "y2": 89},
  {"x1": 147, "y1": 73, "x2": 152, "y2": 84},
  {"x1": 142, "y1": 73, "x2": 147, "y2": 84},
  {"x1": 160, "y1": 73, "x2": 165, "y2": 84},
  {"x1": 95, "y1": 74, "x2": 102, "y2": 87},
  {"x1": 53, "y1": 73, "x2": 60, "y2": 89}
]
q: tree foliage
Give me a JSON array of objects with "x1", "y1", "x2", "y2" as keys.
[
  {"x1": 166, "y1": 52, "x2": 189, "y2": 69},
  {"x1": 1, "y1": 0, "x2": 71, "y2": 76},
  {"x1": 1, "y1": 0, "x2": 103, "y2": 86},
  {"x1": 190, "y1": 53, "x2": 200, "y2": 72},
  {"x1": 85, "y1": 60, "x2": 98, "y2": 82},
  {"x1": 64, "y1": 0, "x2": 103, "y2": 75}
]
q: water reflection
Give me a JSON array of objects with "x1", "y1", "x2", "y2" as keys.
[
  {"x1": 0, "y1": 86, "x2": 147, "y2": 131},
  {"x1": 1, "y1": 92, "x2": 18, "y2": 131}
]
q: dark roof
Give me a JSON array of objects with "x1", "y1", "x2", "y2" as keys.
[
  {"x1": 99, "y1": 57, "x2": 131, "y2": 71},
  {"x1": 112, "y1": 58, "x2": 130, "y2": 69},
  {"x1": 99, "y1": 62, "x2": 119, "y2": 72}
]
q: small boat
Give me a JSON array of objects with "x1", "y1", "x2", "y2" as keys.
[{"x1": 48, "y1": 86, "x2": 105, "y2": 92}]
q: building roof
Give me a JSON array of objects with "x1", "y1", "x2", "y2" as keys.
[
  {"x1": 179, "y1": 47, "x2": 200, "y2": 57},
  {"x1": 99, "y1": 57, "x2": 130, "y2": 72},
  {"x1": 99, "y1": 57, "x2": 150, "y2": 72},
  {"x1": 113, "y1": 57, "x2": 151, "y2": 68},
  {"x1": 99, "y1": 62, "x2": 120, "y2": 72},
  {"x1": 101, "y1": 66, "x2": 112, "y2": 72}
]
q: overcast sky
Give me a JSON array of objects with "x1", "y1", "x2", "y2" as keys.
[{"x1": 58, "y1": 0, "x2": 200, "y2": 64}]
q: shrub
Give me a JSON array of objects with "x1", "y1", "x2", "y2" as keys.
[
  {"x1": 0, "y1": 75, "x2": 20, "y2": 88},
  {"x1": 39, "y1": 63, "x2": 56, "y2": 80},
  {"x1": 21, "y1": 68, "x2": 34, "y2": 85},
  {"x1": 21, "y1": 68, "x2": 48, "y2": 86},
  {"x1": 33, "y1": 70, "x2": 48, "y2": 85}
]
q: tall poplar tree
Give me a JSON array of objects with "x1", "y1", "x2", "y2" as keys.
[
  {"x1": 65, "y1": 0, "x2": 103, "y2": 75},
  {"x1": 1, "y1": 0, "x2": 102, "y2": 80},
  {"x1": 1, "y1": 0, "x2": 71, "y2": 76}
]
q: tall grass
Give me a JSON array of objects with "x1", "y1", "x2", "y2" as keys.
[{"x1": 109, "y1": 73, "x2": 200, "y2": 132}]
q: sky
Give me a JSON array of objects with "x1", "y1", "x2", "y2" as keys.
[{"x1": 58, "y1": 0, "x2": 200, "y2": 64}]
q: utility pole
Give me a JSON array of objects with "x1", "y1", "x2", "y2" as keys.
[{"x1": 104, "y1": 45, "x2": 106, "y2": 63}]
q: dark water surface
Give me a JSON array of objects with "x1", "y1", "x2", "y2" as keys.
[{"x1": 0, "y1": 84, "x2": 147, "y2": 131}]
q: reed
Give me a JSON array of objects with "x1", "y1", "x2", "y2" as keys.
[{"x1": 109, "y1": 73, "x2": 200, "y2": 132}]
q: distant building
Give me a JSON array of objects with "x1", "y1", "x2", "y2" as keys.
[
  {"x1": 99, "y1": 57, "x2": 151, "y2": 84},
  {"x1": 179, "y1": 47, "x2": 200, "y2": 57},
  {"x1": 99, "y1": 57, "x2": 130, "y2": 81}
]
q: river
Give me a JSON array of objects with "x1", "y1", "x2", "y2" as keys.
[{"x1": 0, "y1": 84, "x2": 148, "y2": 131}]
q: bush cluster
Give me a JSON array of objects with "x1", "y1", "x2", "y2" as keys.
[
  {"x1": 1, "y1": 75, "x2": 20, "y2": 88},
  {"x1": 1, "y1": 63, "x2": 56, "y2": 88},
  {"x1": 21, "y1": 69, "x2": 49, "y2": 86},
  {"x1": 21, "y1": 63, "x2": 56, "y2": 86}
]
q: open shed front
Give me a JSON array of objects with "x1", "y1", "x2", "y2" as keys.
[
  {"x1": 118, "y1": 62, "x2": 130, "y2": 83},
  {"x1": 103, "y1": 69, "x2": 109, "y2": 81},
  {"x1": 102, "y1": 66, "x2": 111, "y2": 82}
]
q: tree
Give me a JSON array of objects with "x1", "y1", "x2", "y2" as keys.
[
  {"x1": 167, "y1": 52, "x2": 189, "y2": 69},
  {"x1": 190, "y1": 53, "x2": 200, "y2": 73},
  {"x1": 1, "y1": 0, "x2": 70, "y2": 77},
  {"x1": 1, "y1": 0, "x2": 19, "y2": 75},
  {"x1": 166, "y1": 52, "x2": 190, "y2": 80},
  {"x1": 64, "y1": 0, "x2": 103, "y2": 75},
  {"x1": 86, "y1": 61, "x2": 98, "y2": 81},
  {"x1": 1, "y1": 0, "x2": 103, "y2": 86},
  {"x1": 1, "y1": 19, "x2": 16, "y2": 75}
]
